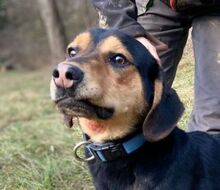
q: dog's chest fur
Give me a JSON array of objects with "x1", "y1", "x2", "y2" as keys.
[{"x1": 87, "y1": 128, "x2": 220, "y2": 190}]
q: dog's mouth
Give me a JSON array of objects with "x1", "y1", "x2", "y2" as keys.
[{"x1": 55, "y1": 97, "x2": 114, "y2": 126}]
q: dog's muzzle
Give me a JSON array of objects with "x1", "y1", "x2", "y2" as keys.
[{"x1": 51, "y1": 63, "x2": 114, "y2": 124}]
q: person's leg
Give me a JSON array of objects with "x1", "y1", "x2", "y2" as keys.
[
  {"x1": 137, "y1": 0, "x2": 191, "y2": 86},
  {"x1": 188, "y1": 15, "x2": 220, "y2": 132}
]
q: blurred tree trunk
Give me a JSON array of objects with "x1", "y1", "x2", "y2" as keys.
[
  {"x1": 37, "y1": 0, "x2": 67, "y2": 63},
  {"x1": 82, "y1": 0, "x2": 94, "y2": 27}
]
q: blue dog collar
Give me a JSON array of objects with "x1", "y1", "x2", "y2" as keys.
[{"x1": 85, "y1": 133, "x2": 146, "y2": 162}]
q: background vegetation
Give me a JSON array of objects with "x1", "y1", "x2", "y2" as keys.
[
  {"x1": 0, "y1": 0, "x2": 194, "y2": 189},
  {"x1": 0, "y1": 0, "x2": 96, "y2": 70}
]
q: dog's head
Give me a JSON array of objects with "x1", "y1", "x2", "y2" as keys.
[{"x1": 50, "y1": 28, "x2": 184, "y2": 143}]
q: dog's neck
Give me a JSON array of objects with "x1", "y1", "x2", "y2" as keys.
[
  {"x1": 87, "y1": 127, "x2": 186, "y2": 163},
  {"x1": 83, "y1": 125, "x2": 146, "y2": 162},
  {"x1": 79, "y1": 115, "x2": 144, "y2": 143}
]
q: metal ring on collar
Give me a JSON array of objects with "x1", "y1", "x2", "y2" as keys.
[{"x1": 73, "y1": 141, "x2": 95, "y2": 162}]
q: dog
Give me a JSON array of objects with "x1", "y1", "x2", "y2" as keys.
[{"x1": 50, "y1": 28, "x2": 220, "y2": 190}]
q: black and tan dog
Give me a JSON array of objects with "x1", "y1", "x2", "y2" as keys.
[{"x1": 50, "y1": 28, "x2": 220, "y2": 190}]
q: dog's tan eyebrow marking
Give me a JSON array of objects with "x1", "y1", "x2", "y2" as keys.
[
  {"x1": 98, "y1": 36, "x2": 133, "y2": 62},
  {"x1": 67, "y1": 32, "x2": 92, "y2": 52}
]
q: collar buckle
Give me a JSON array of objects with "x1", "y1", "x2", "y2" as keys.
[{"x1": 87, "y1": 142, "x2": 126, "y2": 162}]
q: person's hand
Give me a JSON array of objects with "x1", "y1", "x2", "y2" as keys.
[{"x1": 136, "y1": 36, "x2": 168, "y2": 65}]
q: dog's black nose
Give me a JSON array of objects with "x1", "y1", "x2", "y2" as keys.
[{"x1": 52, "y1": 63, "x2": 84, "y2": 88}]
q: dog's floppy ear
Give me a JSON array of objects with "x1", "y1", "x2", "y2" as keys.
[{"x1": 143, "y1": 66, "x2": 184, "y2": 142}]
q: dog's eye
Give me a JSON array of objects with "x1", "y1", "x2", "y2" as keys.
[
  {"x1": 68, "y1": 48, "x2": 77, "y2": 58},
  {"x1": 109, "y1": 54, "x2": 127, "y2": 66}
]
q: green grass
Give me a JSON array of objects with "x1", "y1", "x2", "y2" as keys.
[
  {"x1": 0, "y1": 50, "x2": 194, "y2": 189},
  {"x1": 0, "y1": 69, "x2": 93, "y2": 190}
]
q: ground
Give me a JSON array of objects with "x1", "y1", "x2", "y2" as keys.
[{"x1": 0, "y1": 46, "x2": 194, "y2": 190}]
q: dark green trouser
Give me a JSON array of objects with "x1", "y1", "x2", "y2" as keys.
[{"x1": 137, "y1": 0, "x2": 220, "y2": 132}]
